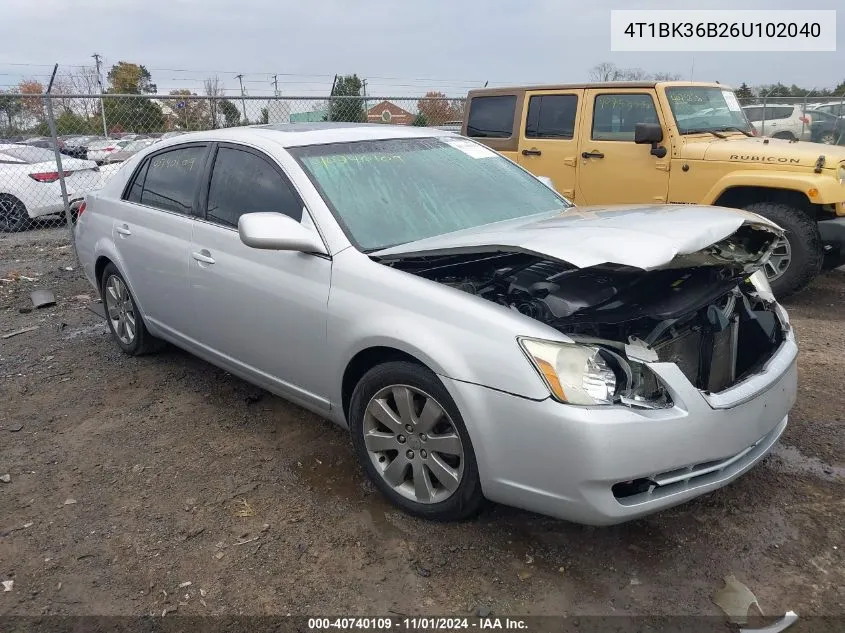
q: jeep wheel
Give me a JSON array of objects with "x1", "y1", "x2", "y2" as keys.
[
  {"x1": 743, "y1": 202, "x2": 823, "y2": 298},
  {"x1": 772, "y1": 132, "x2": 795, "y2": 140}
]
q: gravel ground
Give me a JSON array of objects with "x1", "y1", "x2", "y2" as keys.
[{"x1": 1, "y1": 226, "x2": 843, "y2": 619}]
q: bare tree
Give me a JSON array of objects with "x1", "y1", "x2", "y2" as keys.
[
  {"x1": 652, "y1": 71, "x2": 682, "y2": 81},
  {"x1": 60, "y1": 66, "x2": 101, "y2": 119},
  {"x1": 204, "y1": 76, "x2": 223, "y2": 129},
  {"x1": 589, "y1": 62, "x2": 624, "y2": 82},
  {"x1": 590, "y1": 62, "x2": 680, "y2": 82}
]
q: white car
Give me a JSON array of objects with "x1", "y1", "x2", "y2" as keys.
[
  {"x1": 86, "y1": 139, "x2": 130, "y2": 164},
  {"x1": 741, "y1": 104, "x2": 812, "y2": 140},
  {"x1": 0, "y1": 144, "x2": 100, "y2": 232}
]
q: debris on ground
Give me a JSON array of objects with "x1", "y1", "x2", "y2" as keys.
[
  {"x1": 739, "y1": 611, "x2": 799, "y2": 633},
  {"x1": 63, "y1": 498, "x2": 77, "y2": 506},
  {"x1": 2, "y1": 580, "x2": 13, "y2": 592},
  {"x1": 7, "y1": 423, "x2": 23, "y2": 432},
  {"x1": 233, "y1": 498, "x2": 255, "y2": 517},
  {"x1": 178, "y1": 581, "x2": 192, "y2": 589},
  {"x1": 2, "y1": 326, "x2": 39, "y2": 339},
  {"x1": 714, "y1": 574, "x2": 763, "y2": 624},
  {"x1": 30, "y1": 289, "x2": 56, "y2": 309},
  {"x1": 0, "y1": 474, "x2": 10, "y2": 483}
]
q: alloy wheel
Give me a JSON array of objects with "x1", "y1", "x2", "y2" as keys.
[
  {"x1": 764, "y1": 237, "x2": 792, "y2": 282},
  {"x1": 363, "y1": 385, "x2": 464, "y2": 504},
  {"x1": 104, "y1": 275, "x2": 136, "y2": 345},
  {"x1": 0, "y1": 196, "x2": 26, "y2": 232}
]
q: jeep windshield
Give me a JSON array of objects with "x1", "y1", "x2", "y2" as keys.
[
  {"x1": 291, "y1": 136, "x2": 570, "y2": 252},
  {"x1": 665, "y1": 86, "x2": 754, "y2": 136}
]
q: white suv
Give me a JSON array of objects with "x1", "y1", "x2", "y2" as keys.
[{"x1": 741, "y1": 104, "x2": 812, "y2": 141}]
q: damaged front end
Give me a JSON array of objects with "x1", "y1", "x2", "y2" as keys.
[{"x1": 378, "y1": 221, "x2": 787, "y2": 408}]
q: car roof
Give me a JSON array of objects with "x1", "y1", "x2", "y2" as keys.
[{"x1": 150, "y1": 122, "x2": 456, "y2": 150}]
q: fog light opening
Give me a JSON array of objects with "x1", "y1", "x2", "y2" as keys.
[{"x1": 612, "y1": 478, "x2": 656, "y2": 499}]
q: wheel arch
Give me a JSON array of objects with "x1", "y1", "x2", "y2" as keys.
[
  {"x1": 341, "y1": 346, "x2": 433, "y2": 423},
  {"x1": 713, "y1": 185, "x2": 820, "y2": 218}
]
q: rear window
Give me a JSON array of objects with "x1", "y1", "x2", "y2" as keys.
[
  {"x1": 525, "y1": 94, "x2": 578, "y2": 139},
  {"x1": 0, "y1": 146, "x2": 55, "y2": 163},
  {"x1": 466, "y1": 95, "x2": 516, "y2": 138}
]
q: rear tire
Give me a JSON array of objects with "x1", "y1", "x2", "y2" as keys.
[
  {"x1": 742, "y1": 202, "x2": 823, "y2": 298},
  {"x1": 772, "y1": 131, "x2": 795, "y2": 140},
  {"x1": 100, "y1": 263, "x2": 163, "y2": 355},
  {"x1": 0, "y1": 194, "x2": 29, "y2": 233},
  {"x1": 349, "y1": 361, "x2": 485, "y2": 521}
]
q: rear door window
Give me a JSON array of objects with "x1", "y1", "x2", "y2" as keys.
[
  {"x1": 525, "y1": 94, "x2": 578, "y2": 139},
  {"x1": 134, "y1": 145, "x2": 207, "y2": 214},
  {"x1": 466, "y1": 95, "x2": 516, "y2": 138}
]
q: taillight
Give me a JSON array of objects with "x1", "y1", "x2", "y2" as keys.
[
  {"x1": 103, "y1": 146, "x2": 116, "y2": 152},
  {"x1": 751, "y1": 124, "x2": 758, "y2": 136},
  {"x1": 28, "y1": 171, "x2": 71, "y2": 183},
  {"x1": 77, "y1": 201, "x2": 87, "y2": 218},
  {"x1": 800, "y1": 115, "x2": 811, "y2": 124}
]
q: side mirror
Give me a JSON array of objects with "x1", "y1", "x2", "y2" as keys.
[
  {"x1": 634, "y1": 122, "x2": 663, "y2": 144},
  {"x1": 238, "y1": 212, "x2": 327, "y2": 254},
  {"x1": 634, "y1": 122, "x2": 668, "y2": 158}
]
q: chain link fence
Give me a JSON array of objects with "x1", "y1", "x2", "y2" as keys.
[
  {"x1": 2, "y1": 91, "x2": 845, "y2": 237},
  {"x1": 0, "y1": 93, "x2": 466, "y2": 236}
]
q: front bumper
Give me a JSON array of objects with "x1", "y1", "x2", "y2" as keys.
[
  {"x1": 819, "y1": 215, "x2": 845, "y2": 268},
  {"x1": 443, "y1": 329, "x2": 797, "y2": 525}
]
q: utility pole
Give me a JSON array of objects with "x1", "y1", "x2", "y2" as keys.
[
  {"x1": 362, "y1": 79, "x2": 368, "y2": 123},
  {"x1": 92, "y1": 52, "x2": 108, "y2": 138},
  {"x1": 235, "y1": 74, "x2": 247, "y2": 123},
  {"x1": 328, "y1": 74, "x2": 338, "y2": 122},
  {"x1": 272, "y1": 74, "x2": 279, "y2": 97}
]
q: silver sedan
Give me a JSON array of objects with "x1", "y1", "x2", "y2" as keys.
[{"x1": 74, "y1": 124, "x2": 797, "y2": 524}]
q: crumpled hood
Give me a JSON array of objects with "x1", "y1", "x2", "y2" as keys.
[
  {"x1": 694, "y1": 136, "x2": 845, "y2": 167},
  {"x1": 373, "y1": 204, "x2": 782, "y2": 271}
]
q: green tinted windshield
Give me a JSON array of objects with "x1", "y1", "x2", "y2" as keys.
[
  {"x1": 292, "y1": 137, "x2": 569, "y2": 251},
  {"x1": 665, "y1": 87, "x2": 752, "y2": 135}
]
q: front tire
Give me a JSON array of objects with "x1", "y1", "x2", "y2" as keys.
[
  {"x1": 742, "y1": 202, "x2": 823, "y2": 297},
  {"x1": 349, "y1": 361, "x2": 485, "y2": 521},
  {"x1": 100, "y1": 263, "x2": 162, "y2": 355}
]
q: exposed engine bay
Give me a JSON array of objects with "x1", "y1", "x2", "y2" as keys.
[{"x1": 382, "y1": 225, "x2": 786, "y2": 407}]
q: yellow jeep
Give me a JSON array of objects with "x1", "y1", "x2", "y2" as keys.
[{"x1": 461, "y1": 81, "x2": 845, "y2": 296}]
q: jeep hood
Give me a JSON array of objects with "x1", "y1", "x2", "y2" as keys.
[
  {"x1": 372, "y1": 205, "x2": 782, "y2": 271},
  {"x1": 693, "y1": 136, "x2": 845, "y2": 167}
]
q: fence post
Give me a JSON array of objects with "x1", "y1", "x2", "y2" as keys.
[{"x1": 44, "y1": 64, "x2": 78, "y2": 263}]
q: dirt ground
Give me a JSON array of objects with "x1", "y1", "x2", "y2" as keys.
[{"x1": 1, "y1": 226, "x2": 844, "y2": 619}]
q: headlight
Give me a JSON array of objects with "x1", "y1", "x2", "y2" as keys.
[
  {"x1": 519, "y1": 338, "x2": 618, "y2": 405},
  {"x1": 838, "y1": 165, "x2": 845, "y2": 184}
]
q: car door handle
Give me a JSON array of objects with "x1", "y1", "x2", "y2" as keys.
[
  {"x1": 115, "y1": 224, "x2": 131, "y2": 236},
  {"x1": 191, "y1": 250, "x2": 215, "y2": 265},
  {"x1": 521, "y1": 148, "x2": 542, "y2": 156},
  {"x1": 581, "y1": 151, "x2": 605, "y2": 159}
]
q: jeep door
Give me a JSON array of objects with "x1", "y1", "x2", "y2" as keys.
[
  {"x1": 576, "y1": 89, "x2": 670, "y2": 205},
  {"x1": 516, "y1": 89, "x2": 583, "y2": 201}
]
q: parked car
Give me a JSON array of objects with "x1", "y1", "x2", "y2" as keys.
[
  {"x1": 102, "y1": 138, "x2": 156, "y2": 164},
  {"x1": 20, "y1": 136, "x2": 68, "y2": 152},
  {"x1": 86, "y1": 139, "x2": 130, "y2": 164},
  {"x1": 0, "y1": 144, "x2": 100, "y2": 231},
  {"x1": 809, "y1": 102, "x2": 845, "y2": 119},
  {"x1": 808, "y1": 110, "x2": 845, "y2": 145},
  {"x1": 461, "y1": 82, "x2": 845, "y2": 297},
  {"x1": 75, "y1": 124, "x2": 797, "y2": 525},
  {"x1": 741, "y1": 104, "x2": 814, "y2": 141}
]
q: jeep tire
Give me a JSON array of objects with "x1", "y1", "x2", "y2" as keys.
[{"x1": 743, "y1": 202, "x2": 823, "y2": 298}]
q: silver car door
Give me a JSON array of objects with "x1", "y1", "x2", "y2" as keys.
[
  {"x1": 188, "y1": 144, "x2": 331, "y2": 409},
  {"x1": 111, "y1": 143, "x2": 209, "y2": 340}
]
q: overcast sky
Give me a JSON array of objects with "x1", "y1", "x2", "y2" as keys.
[{"x1": 2, "y1": 0, "x2": 842, "y2": 97}]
